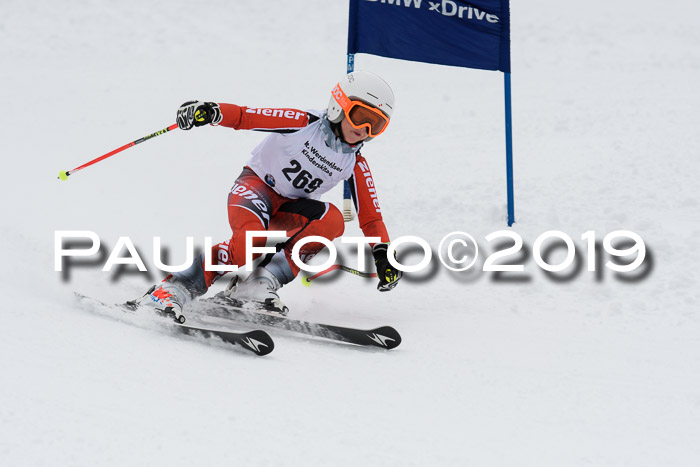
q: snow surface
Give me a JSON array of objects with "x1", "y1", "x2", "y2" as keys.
[{"x1": 2, "y1": 0, "x2": 700, "y2": 465}]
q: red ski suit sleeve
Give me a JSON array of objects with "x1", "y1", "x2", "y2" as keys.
[
  {"x1": 217, "y1": 103, "x2": 310, "y2": 130},
  {"x1": 351, "y1": 154, "x2": 390, "y2": 244}
]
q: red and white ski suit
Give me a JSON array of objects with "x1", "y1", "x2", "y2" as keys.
[{"x1": 201, "y1": 104, "x2": 390, "y2": 288}]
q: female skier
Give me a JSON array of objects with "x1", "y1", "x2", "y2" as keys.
[{"x1": 134, "y1": 71, "x2": 402, "y2": 321}]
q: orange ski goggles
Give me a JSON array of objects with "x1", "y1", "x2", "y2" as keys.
[{"x1": 332, "y1": 83, "x2": 390, "y2": 138}]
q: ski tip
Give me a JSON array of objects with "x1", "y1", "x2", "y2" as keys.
[
  {"x1": 178, "y1": 325, "x2": 275, "y2": 356},
  {"x1": 368, "y1": 326, "x2": 402, "y2": 350},
  {"x1": 240, "y1": 330, "x2": 275, "y2": 356}
]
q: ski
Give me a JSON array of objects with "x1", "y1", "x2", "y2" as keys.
[
  {"x1": 175, "y1": 324, "x2": 274, "y2": 356},
  {"x1": 75, "y1": 294, "x2": 274, "y2": 356},
  {"x1": 188, "y1": 294, "x2": 402, "y2": 350}
]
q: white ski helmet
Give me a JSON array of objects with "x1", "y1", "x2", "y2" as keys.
[{"x1": 327, "y1": 71, "x2": 395, "y2": 125}]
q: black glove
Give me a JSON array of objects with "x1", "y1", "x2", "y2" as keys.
[
  {"x1": 372, "y1": 243, "x2": 402, "y2": 292},
  {"x1": 176, "y1": 101, "x2": 223, "y2": 130}
]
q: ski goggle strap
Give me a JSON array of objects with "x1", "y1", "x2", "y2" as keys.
[{"x1": 332, "y1": 83, "x2": 389, "y2": 138}]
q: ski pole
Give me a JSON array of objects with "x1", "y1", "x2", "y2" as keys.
[
  {"x1": 301, "y1": 264, "x2": 377, "y2": 286},
  {"x1": 58, "y1": 123, "x2": 178, "y2": 181}
]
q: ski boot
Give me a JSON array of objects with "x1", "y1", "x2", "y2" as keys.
[
  {"x1": 128, "y1": 275, "x2": 192, "y2": 323},
  {"x1": 224, "y1": 267, "x2": 289, "y2": 315}
]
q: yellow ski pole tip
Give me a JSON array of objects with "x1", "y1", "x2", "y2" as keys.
[
  {"x1": 58, "y1": 171, "x2": 69, "y2": 181},
  {"x1": 301, "y1": 276, "x2": 312, "y2": 287}
]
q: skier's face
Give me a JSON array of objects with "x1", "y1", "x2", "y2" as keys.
[{"x1": 340, "y1": 117, "x2": 369, "y2": 144}]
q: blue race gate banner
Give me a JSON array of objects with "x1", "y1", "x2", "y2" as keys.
[
  {"x1": 347, "y1": 0, "x2": 515, "y2": 226},
  {"x1": 348, "y1": 0, "x2": 510, "y2": 73}
]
